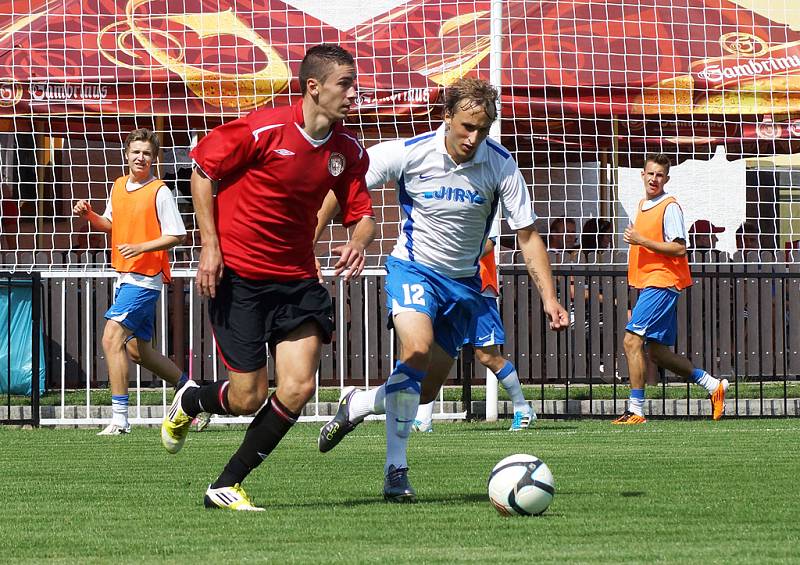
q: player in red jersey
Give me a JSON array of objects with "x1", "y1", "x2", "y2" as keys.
[{"x1": 161, "y1": 45, "x2": 376, "y2": 511}]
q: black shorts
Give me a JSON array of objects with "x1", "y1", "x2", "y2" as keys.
[{"x1": 208, "y1": 269, "x2": 334, "y2": 373}]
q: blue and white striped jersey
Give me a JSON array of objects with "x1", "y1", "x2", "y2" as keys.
[{"x1": 367, "y1": 123, "x2": 536, "y2": 279}]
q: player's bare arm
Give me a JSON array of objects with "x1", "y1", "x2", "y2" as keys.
[
  {"x1": 517, "y1": 225, "x2": 569, "y2": 330},
  {"x1": 314, "y1": 190, "x2": 340, "y2": 245},
  {"x1": 624, "y1": 225, "x2": 687, "y2": 257},
  {"x1": 191, "y1": 167, "x2": 224, "y2": 298},
  {"x1": 73, "y1": 199, "x2": 112, "y2": 233},
  {"x1": 333, "y1": 215, "x2": 376, "y2": 281},
  {"x1": 116, "y1": 234, "x2": 184, "y2": 259}
]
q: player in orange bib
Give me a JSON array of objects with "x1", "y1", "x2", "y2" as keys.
[
  {"x1": 73, "y1": 128, "x2": 190, "y2": 435},
  {"x1": 614, "y1": 153, "x2": 728, "y2": 424}
]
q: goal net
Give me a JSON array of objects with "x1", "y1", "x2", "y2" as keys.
[{"x1": 1, "y1": 0, "x2": 800, "y2": 271}]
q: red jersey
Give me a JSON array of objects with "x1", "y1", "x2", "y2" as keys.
[{"x1": 190, "y1": 99, "x2": 373, "y2": 280}]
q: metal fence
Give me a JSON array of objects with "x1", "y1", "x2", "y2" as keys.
[{"x1": 2, "y1": 250, "x2": 799, "y2": 426}]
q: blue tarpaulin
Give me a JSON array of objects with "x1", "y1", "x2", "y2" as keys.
[{"x1": 0, "y1": 281, "x2": 45, "y2": 396}]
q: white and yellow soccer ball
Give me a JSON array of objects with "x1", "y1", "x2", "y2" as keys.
[{"x1": 488, "y1": 453, "x2": 554, "y2": 516}]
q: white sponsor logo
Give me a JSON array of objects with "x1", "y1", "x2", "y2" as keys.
[
  {"x1": 273, "y1": 148, "x2": 295, "y2": 156},
  {"x1": 29, "y1": 83, "x2": 108, "y2": 102},
  {"x1": 697, "y1": 55, "x2": 800, "y2": 83}
]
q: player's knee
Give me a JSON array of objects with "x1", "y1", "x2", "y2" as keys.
[
  {"x1": 623, "y1": 332, "x2": 642, "y2": 354},
  {"x1": 101, "y1": 330, "x2": 124, "y2": 356},
  {"x1": 400, "y1": 347, "x2": 431, "y2": 370}
]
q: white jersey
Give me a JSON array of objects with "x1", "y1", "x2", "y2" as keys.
[{"x1": 367, "y1": 124, "x2": 536, "y2": 279}]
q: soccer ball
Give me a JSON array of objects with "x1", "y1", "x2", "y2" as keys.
[{"x1": 487, "y1": 454, "x2": 554, "y2": 516}]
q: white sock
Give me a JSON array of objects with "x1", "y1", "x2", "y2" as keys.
[
  {"x1": 628, "y1": 398, "x2": 645, "y2": 417},
  {"x1": 693, "y1": 370, "x2": 721, "y2": 395},
  {"x1": 415, "y1": 401, "x2": 434, "y2": 425},
  {"x1": 496, "y1": 362, "x2": 530, "y2": 413},
  {"x1": 348, "y1": 385, "x2": 386, "y2": 423},
  {"x1": 111, "y1": 394, "x2": 129, "y2": 427},
  {"x1": 384, "y1": 364, "x2": 424, "y2": 473}
]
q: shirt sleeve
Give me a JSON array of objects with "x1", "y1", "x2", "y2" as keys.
[
  {"x1": 333, "y1": 143, "x2": 374, "y2": 227},
  {"x1": 663, "y1": 202, "x2": 687, "y2": 243},
  {"x1": 366, "y1": 139, "x2": 405, "y2": 189},
  {"x1": 497, "y1": 160, "x2": 537, "y2": 230},
  {"x1": 101, "y1": 193, "x2": 113, "y2": 222},
  {"x1": 155, "y1": 185, "x2": 187, "y2": 237},
  {"x1": 189, "y1": 117, "x2": 260, "y2": 182}
]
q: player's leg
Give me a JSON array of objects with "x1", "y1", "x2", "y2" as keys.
[
  {"x1": 647, "y1": 342, "x2": 728, "y2": 420},
  {"x1": 382, "y1": 310, "x2": 433, "y2": 502},
  {"x1": 162, "y1": 269, "x2": 267, "y2": 454},
  {"x1": 411, "y1": 340, "x2": 458, "y2": 432},
  {"x1": 126, "y1": 338, "x2": 183, "y2": 387},
  {"x1": 203, "y1": 322, "x2": 322, "y2": 510},
  {"x1": 413, "y1": 401, "x2": 434, "y2": 432},
  {"x1": 615, "y1": 289, "x2": 649, "y2": 424},
  {"x1": 476, "y1": 345, "x2": 535, "y2": 430},
  {"x1": 99, "y1": 319, "x2": 133, "y2": 435}
]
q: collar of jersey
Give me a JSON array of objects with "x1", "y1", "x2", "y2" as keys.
[
  {"x1": 434, "y1": 123, "x2": 488, "y2": 167},
  {"x1": 641, "y1": 191, "x2": 671, "y2": 211},
  {"x1": 292, "y1": 98, "x2": 334, "y2": 146}
]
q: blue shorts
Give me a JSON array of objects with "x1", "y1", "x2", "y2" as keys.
[
  {"x1": 626, "y1": 286, "x2": 680, "y2": 346},
  {"x1": 468, "y1": 295, "x2": 505, "y2": 347},
  {"x1": 385, "y1": 256, "x2": 484, "y2": 358},
  {"x1": 104, "y1": 283, "x2": 161, "y2": 342}
]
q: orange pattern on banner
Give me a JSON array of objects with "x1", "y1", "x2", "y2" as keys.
[
  {"x1": 97, "y1": 0, "x2": 290, "y2": 109},
  {"x1": 627, "y1": 197, "x2": 692, "y2": 291},
  {"x1": 110, "y1": 176, "x2": 172, "y2": 283}
]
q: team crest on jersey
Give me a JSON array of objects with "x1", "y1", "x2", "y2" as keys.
[{"x1": 328, "y1": 153, "x2": 345, "y2": 177}]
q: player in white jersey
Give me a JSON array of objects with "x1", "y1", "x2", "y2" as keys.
[{"x1": 316, "y1": 78, "x2": 568, "y2": 502}]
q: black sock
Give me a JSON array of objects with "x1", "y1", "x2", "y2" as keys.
[
  {"x1": 181, "y1": 381, "x2": 230, "y2": 417},
  {"x1": 211, "y1": 394, "x2": 299, "y2": 488}
]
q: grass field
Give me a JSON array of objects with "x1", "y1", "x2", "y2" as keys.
[{"x1": 1, "y1": 419, "x2": 799, "y2": 564}]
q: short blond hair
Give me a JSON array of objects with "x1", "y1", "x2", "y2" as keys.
[{"x1": 444, "y1": 78, "x2": 498, "y2": 123}]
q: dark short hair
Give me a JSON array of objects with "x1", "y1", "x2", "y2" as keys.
[
  {"x1": 443, "y1": 77, "x2": 498, "y2": 123},
  {"x1": 644, "y1": 153, "x2": 671, "y2": 174},
  {"x1": 299, "y1": 44, "x2": 355, "y2": 95},
  {"x1": 124, "y1": 128, "x2": 159, "y2": 155}
]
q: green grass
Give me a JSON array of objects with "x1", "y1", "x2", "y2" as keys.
[
  {"x1": 1, "y1": 420, "x2": 799, "y2": 563},
  {"x1": 5, "y1": 381, "x2": 800, "y2": 406}
]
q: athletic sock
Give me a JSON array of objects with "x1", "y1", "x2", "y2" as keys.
[
  {"x1": 415, "y1": 401, "x2": 434, "y2": 425},
  {"x1": 111, "y1": 394, "x2": 129, "y2": 428},
  {"x1": 348, "y1": 385, "x2": 386, "y2": 422},
  {"x1": 212, "y1": 394, "x2": 298, "y2": 488},
  {"x1": 385, "y1": 362, "x2": 425, "y2": 473},
  {"x1": 691, "y1": 368, "x2": 721, "y2": 395},
  {"x1": 181, "y1": 380, "x2": 230, "y2": 418},
  {"x1": 628, "y1": 388, "x2": 645, "y2": 417},
  {"x1": 496, "y1": 362, "x2": 530, "y2": 413}
]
